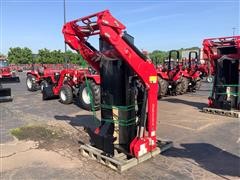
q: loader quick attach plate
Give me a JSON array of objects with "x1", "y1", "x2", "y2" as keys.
[
  {"x1": 0, "y1": 77, "x2": 20, "y2": 83},
  {"x1": 202, "y1": 107, "x2": 240, "y2": 118},
  {"x1": 42, "y1": 85, "x2": 57, "y2": 100},
  {"x1": 79, "y1": 139, "x2": 172, "y2": 172},
  {"x1": 0, "y1": 88, "x2": 13, "y2": 102}
]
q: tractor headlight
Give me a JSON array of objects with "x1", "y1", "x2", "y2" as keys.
[
  {"x1": 73, "y1": 76, "x2": 77, "y2": 82},
  {"x1": 11, "y1": 71, "x2": 16, "y2": 76}
]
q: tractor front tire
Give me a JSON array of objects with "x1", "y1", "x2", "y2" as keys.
[
  {"x1": 78, "y1": 80, "x2": 100, "y2": 111},
  {"x1": 59, "y1": 85, "x2": 73, "y2": 104},
  {"x1": 26, "y1": 74, "x2": 38, "y2": 91},
  {"x1": 158, "y1": 76, "x2": 168, "y2": 98},
  {"x1": 40, "y1": 80, "x2": 49, "y2": 92},
  {"x1": 207, "y1": 76, "x2": 213, "y2": 83},
  {"x1": 181, "y1": 77, "x2": 189, "y2": 93}
]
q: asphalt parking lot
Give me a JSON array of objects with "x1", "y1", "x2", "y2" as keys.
[{"x1": 0, "y1": 72, "x2": 239, "y2": 179}]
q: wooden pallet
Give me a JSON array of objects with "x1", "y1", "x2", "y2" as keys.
[
  {"x1": 79, "y1": 140, "x2": 172, "y2": 172},
  {"x1": 202, "y1": 107, "x2": 240, "y2": 118}
]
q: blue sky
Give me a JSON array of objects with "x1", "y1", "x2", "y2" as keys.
[{"x1": 0, "y1": 0, "x2": 239, "y2": 54}]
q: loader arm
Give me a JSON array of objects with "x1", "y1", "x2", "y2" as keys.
[
  {"x1": 203, "y1": 36, "x2": 240, "y2": 73},
  {"x1": 202, "y1": 36, "x2": 240, "y2": 110},
  {"x1": 62, "y1": 10, "x2": 158, "y2": 157}
]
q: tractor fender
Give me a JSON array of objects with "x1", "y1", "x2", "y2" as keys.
[
  {"x1": 173, "y1": 72, "x2": 182, "y2": 82},
  {"x1": 84, "y1": 74, "x2": 101, "y2": 84},
  {"x1": 48, "y1": 75, "x2": 57, "y2": 84},
  {"x1": 26, "y1": 71, "x2": 41, "y2": 81},
  {"x1": 181, "y1": 70, "x2": 190, "y2": 78},
  {"x1": 157, "y1": 72, "x2": 168, "y2": 80},
  {"x1": 191, "y1": 71, "x2": 201, "y2": 80}
]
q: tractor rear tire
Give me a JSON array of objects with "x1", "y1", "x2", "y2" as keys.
[
  {"x1": 26, "y1": 74, "x2": 38, "y2": 91},
  {"x1": 158, "y1": 76, "x2": 168, "y2": 98},
  {"x1": 176, "y1": 81, "x2": 183, "y2": 95},
  {"x1": 195, "y1": 79, "x2": 201, "y2": 91},
  {"x1": 40, "y1": 80, "x2": 49, "y2": 92},
  {"x1": 181, "y1": 77, "x2": 189, "y2": 93},
  {"x1": 59, "y1": 85, "x2": 73, "y2": 104},
  {"x1": 78, "y1": 79, "x2": 100, "y2": 111}
]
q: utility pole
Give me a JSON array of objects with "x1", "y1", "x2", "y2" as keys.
[{"x1": 232, "y1": 27, "x2": 236, "y2": 36}]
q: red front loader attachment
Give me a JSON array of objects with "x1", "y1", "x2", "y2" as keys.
[
  {"x1": 62, "y1": 10, "x2": 171, "y2": 162},
  {"x1": 0, "y1": 86, "x2": 12, "y2": 102},
  {"x1": 203, "y1": 36, "x2": 240, "y2": 111},
  {"x1": 0, "y1": 58, "x2": 20, "y2": 102},
  {"x1": 0, "y1": 77, "x2": 20, "y2": 102}
]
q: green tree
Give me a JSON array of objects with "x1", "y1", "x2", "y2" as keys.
[
  {"x1": 8, "y1": 47, "x2": 33, "y2": 64},
  {"x1": 149, "y1": 50, "x2": 168, "y2": 65},
  {"x1": 37, "y1": 49, "x2": 86, "y2": 65},
  {"x1": 65, "y1": 50, "x2": 87, "y2": 67},
  {"x1": 51, "y1": 50, "x2": 64, "y2": 64},
  {"x1": 38, "y1": 48, "x2": 52, "y2": 64}
]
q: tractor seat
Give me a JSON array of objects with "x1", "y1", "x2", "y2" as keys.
[
  {"x1": 38, "y1": 66, "x2": 45, "y2": 76},
  {"x1": 162, "y1": 67, "x2": 168, "y2": 72},
  {"x1": 54, "y1": 72, "x2": 60, "y2": 82},
  {"x1": 168, "y1": 70, "x2": 177, "y2": 79}
]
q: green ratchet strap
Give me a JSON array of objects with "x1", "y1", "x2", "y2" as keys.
[
  {"x1": 101, "y1": 104, "x2": 136, "y2": 111},
  {"x1": 216, "y1": 92, "x2": 240, "y2": 96},
  {"x1": 215, "y1": 84, "x2": 240, "y2": 87},
  {"x1": 209, "y1": 77, "x2": 214, "y2": 97},
  {"x1": 209, "y1": 77, "x2": 240, "y2": 97},
  {"x1": 84, "y1": 73, "x2": 98, "y2": 124},
  {"x1": 100, "y1": 102, "x2": 143, "y2": 126},
  {"x1": 214, "y1": 83, "x2": 240, "y2": 96},
  {"x1": 101, "y1": 117, "x2": 136, "y2": 126},
  {"x1": 84, "y1": 73, "x2": 137, "y2": 126}
]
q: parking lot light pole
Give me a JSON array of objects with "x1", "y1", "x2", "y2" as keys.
[{"x1": 232, "y1": 27, "x2": 236, "y2": 36}]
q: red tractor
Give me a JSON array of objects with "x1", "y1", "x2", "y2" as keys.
[
  {"x1": 0, "y1": 57, "x2": 19, "y2": 79},
  {"x1": 157, "y1": 50, "x2": 183, "y2": 97},
  {"x1": 203, "y1": 36, "x2": 240, "y2": 111},
  {"x1": 42, "y1": 68, "x2": 100, "y2": 111},
  {"x1": 197, "y1": 62, "x2": 212, "y2": 82},
  {"x1": 181, "y1": 51, "x2": 202, "y2": 93},
  {"x1": 26, "y1": 64, "x2": 61, "y2": 91},
  {"x1": 0, "y1": 57, "x2": 20, "y2": 102}
]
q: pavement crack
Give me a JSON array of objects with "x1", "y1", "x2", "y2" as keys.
[
  {"x1": 0, "y1": 152, "x2": 16, "y2": 158},
  {"x1": 0, "y1": 147, "x2": 37, "y2": 159}
]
